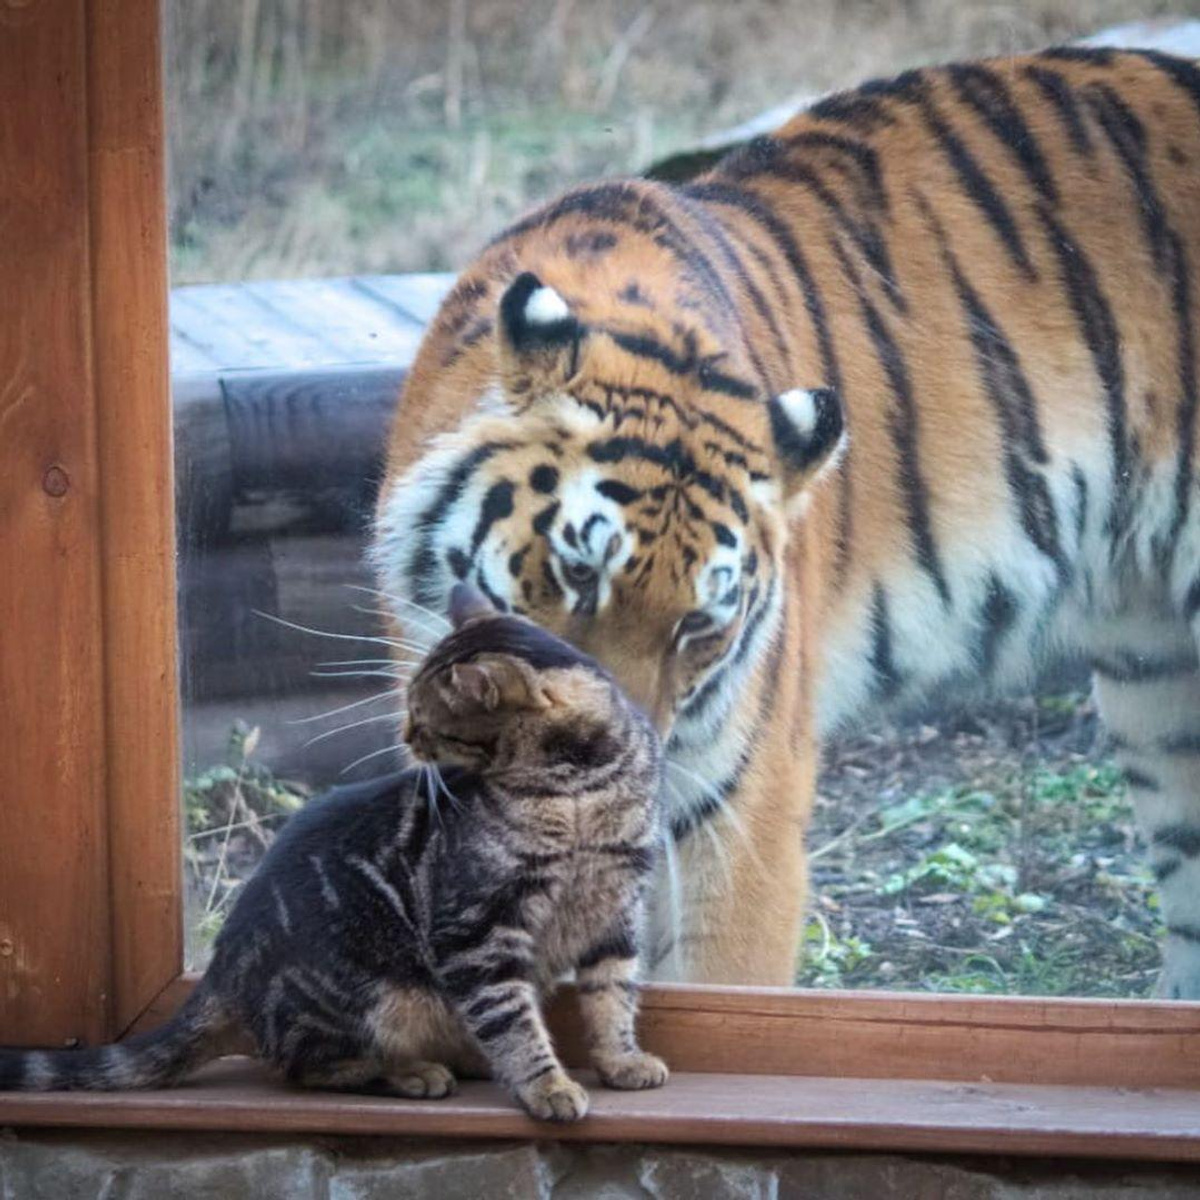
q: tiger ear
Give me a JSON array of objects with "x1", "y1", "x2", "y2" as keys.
[
  {"x1": 768, "y1": 387, "x2": 846, "y2": 509},
  {"x1": 497, "y1": 272, "x2": 584, "y2": 402}
]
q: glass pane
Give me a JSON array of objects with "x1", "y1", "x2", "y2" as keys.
[{"x1": 168, "y1": 1, "x2": 1191, "y2": 998}]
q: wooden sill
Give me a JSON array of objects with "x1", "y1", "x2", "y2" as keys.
[
  {"x1": 3, "y1": 1058, "x2": 1200, "y2": 1161},
  {"x1": 0, "y1": 980, "x2": 1178, "y2": 1160},
  {"x1": 131, "y1": 977, "x2": 1200, "y2": 1089}
]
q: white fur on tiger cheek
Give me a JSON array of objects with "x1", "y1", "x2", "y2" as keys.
[
  {"x1": 694, "y1": 539, "x2": 742, "y2": 628},
  {"x1": 551, "y1": 469, "x2": 634, "y2": 612},
  {"x1": 476, "y1": 382, "x2": 508, "y2": 415},
  {"x1": 525, "y1": 285, "x2": 571, "y2": 325}
]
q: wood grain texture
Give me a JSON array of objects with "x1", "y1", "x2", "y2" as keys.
[
  {"x1": 179, "y1": 534, "x2": 377, "y2": 704},
  {"x1": 352, "y1": 273, "x2": 457, "y2": 325},
  {"x1": 600, "y1": 984, "x2": 1200, "y2": 1089},
  {"x1": 133, "y1": 977, "x2": 1200, "y2": 1090},
  {"x1": 0, "y1": 0, "x2": 114, "y2": 1047},
  {"x1": 2, "y1": 1058, "x2": 1199, "y2": 1161},
  {"x1": 86, "y1": 0, "x2": 182, "y2": 1036}
]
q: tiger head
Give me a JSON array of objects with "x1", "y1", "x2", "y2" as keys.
[{"x1": 374, "y1": 253, "x2": 844, "y2": 739}]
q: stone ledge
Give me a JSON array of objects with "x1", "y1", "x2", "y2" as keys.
[{"x1": 4, "y1": 1130, "x2": 1200, "y2": 1200}]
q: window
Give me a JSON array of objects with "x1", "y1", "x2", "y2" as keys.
[{"x1": 3, "y1": 0, "x2": 1199, "y2": 1162}]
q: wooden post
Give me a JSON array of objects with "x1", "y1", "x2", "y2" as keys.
[
  {"x1": 0, "y1": 0, "x2": 178, "y2": 1045},
  {"x1": 87, "y1": 0, "x2": 182, "y2": 1036}
]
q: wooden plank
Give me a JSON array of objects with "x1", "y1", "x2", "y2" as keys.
[
  {"x1": 170, "y1": 287, "x2": 336, "y2": 371},
  {"x1": 353, "y1": 273, "x2": 456, "y2": 325},
  {"x1": 0, "y1": 0, "x2": 114, "y2": 1045},
  {"x1": 605, "y1": 985, "x2": 1200, "y2": 1090},
  {"x1": 86, "y1": 0, "x2": 183, "y2": 1036},
  {"x1": 173, "y1": 375, "x2": 234, "y2": 545},
  {"x1": 167, "y1": 316, "x2": 223, "y2": 375},
  {"x1": 179, "y1": 534, "x2": 379, "y2": 704},
  {"x1": 135, "y1": 978, "x2": 1200, "y2": 1091},
  {"x1": 2, "y1": 1059, "x2": 1199, "y2": 1161},
  {"x1": 245, "y1": 278, "x2": 425, "y2": 363},
  {"x1": 221, "y1": 364, "x2": 405, "y2": 494}
]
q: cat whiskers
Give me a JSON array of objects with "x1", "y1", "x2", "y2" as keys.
[
  {"x1": 339, "y1": 742, "x2": 406, "y2": 776},
  {"x1": 422, "y1": 764, "x2": 445, "y2": 832},
  {"x1": 289, "y1": 686, "x2": 404, "y2": 727},
  {"x1": 430, "y1": 764, "x2": 464, "y2": 813},
  {"x1": 301, "y1": 709, "x2": 408, "y2": 750}
]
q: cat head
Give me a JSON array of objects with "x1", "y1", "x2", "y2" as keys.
[{"x1": 403, "y1": 583, "x2": 635, "y2": 773}]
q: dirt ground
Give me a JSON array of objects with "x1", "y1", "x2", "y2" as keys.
[
  {"x1": 805, "y1": 677, "x2": 1162, "y2": 997},
  {"x1": 186, "y1": 672, "x2": 1164, "y2": 996}
]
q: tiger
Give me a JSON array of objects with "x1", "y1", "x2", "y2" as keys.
[{"x1": 372, "y1": 47, "x2": 1200, "y2": 996}]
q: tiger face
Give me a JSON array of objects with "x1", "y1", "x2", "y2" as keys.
[{"x1": 374, "y1": 270, "x2": 845, "y2": 736}]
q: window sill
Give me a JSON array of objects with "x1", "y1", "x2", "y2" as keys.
[{"x1": 2, "y1": 1058, "x2": 1200, "y2": 1162}]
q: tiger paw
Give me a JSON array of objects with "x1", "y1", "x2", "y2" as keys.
[
  {"x1": 517, "y1": 1070, "x2": 589, "y2": 1122},
  {"x1": 387, "y1": 1060, "x2": 457, "y2": 1099},
  {"x1": 595, "y1": 1050, "x2": 669, "y2": 1091}
]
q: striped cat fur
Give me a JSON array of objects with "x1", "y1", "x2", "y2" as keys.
[{"x1": 0, "y1": 585, "x2": 666, "y2": 1123}]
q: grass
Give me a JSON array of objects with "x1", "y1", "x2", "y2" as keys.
[
  {"x1": 183, "y1": 721, "x2": 309, "y2": 962},
  {"x1": 164, "y1": 0, "x2": 1193, "y2": 284}
]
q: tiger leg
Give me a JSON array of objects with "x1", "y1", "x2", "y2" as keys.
[
  {"x1": 664, "y1": 745, "x2": 810, "y2": 987},
  {"x1": 1090, "y1": 614, "x2": 1200, "y2": 998}
]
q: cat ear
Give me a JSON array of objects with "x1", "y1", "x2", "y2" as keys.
[
  {"x1": 497, "y1": 271, "x2": 584, "y2": 402},
  {"x1": 449, "y1": 582, "x2": 496, "y2": 628},
  {"x1": 768, "y1": 387, "x2": 846, "y2": 509},
  {"x1": 445, "y1": 656, "x2": 550, "y2": 714}
]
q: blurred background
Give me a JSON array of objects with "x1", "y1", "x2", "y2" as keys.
[
  {"x1": 170, "y1": 1, "x2": 1200, "y2": 995},
  {"x1": 167, "y1": 0, "x2": 1195, "y2": 283}
]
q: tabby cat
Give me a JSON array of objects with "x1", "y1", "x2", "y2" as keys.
[
  {"x1": 0, "y1": 585, "x2": 666, "y2": 1122},
  {"x1": 373, "y1": 48, "x2": 1200, "y2": 995}
]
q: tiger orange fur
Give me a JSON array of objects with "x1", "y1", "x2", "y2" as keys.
[{"x1": 374, "y1": 47, "x2": 1200, "y2": 993}]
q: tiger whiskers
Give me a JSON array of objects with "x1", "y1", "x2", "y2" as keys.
[
  {"x1": 253, "y1": 609, "x2": 425, "y2": 653},
  {"x1": 345, "y1": 585, "x2": 451, "y2": 640},
  {"x1": 656, "y1": 830, "x2": 687, "y2": 980},
  {"x1": 664, "y1": 759, "x2": 764, "y2": 874},
  {"x1": 309, "y1": 667, "x2": 412, "y2": 681}
]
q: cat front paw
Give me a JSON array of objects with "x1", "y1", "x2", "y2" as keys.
[
  {"x1": 595, "y1": 1050, "x2": 669, "y2": 1091},
  {"x1": 517, "y1": 1070, "x2": 589, "y2": 1122},
  {"x1": 387, "y1": 1060, "x2": 457, "y2": 1099}
]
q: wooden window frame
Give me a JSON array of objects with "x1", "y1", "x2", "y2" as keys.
[{"x1": 3, "y1": 0, "x2": 1199, "y2": 1162}]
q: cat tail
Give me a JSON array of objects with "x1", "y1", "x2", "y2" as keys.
[{"x1": 0, "y1": 982, "x2": 236, "y2": 1092}]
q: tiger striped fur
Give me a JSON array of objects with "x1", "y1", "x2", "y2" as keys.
[
  {"x1": 374, "y1": 48, "x2": 1200, "y2": 995},
  {"x1": 0, "y1": 586, "x2": 666, "y2": 1121}
]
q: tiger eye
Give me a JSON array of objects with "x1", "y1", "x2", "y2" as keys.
[{"x1": 562, "y1": 560, "x2": 599, "y2": 588}]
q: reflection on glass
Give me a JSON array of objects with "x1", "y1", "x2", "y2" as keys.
[{"x1": 171, "y1": 0, "x2": 1176, "y2": 995}]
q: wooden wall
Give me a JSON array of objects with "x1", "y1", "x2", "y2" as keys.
[{"x1": 0, "y1": 0, "x2": 179, "y2": 1045}]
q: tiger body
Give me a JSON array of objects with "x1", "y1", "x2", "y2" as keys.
[{"x1": 375, "y1": 47, "x2": 1200, "y2": 993}]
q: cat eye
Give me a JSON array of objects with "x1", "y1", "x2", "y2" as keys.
[{"x1": 561, "y1": 560, "x2": 599, "y2": 589}]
